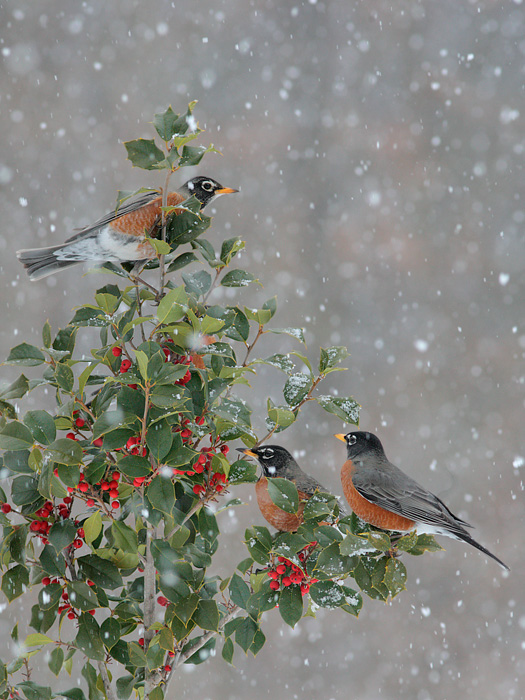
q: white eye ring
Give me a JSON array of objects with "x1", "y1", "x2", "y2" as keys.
[
  {"x1": 348, "y1": 434, "x2": 357, "y2": 446},
  {"x1": 202, "y1": 180, "x2": 214, "y2": 191},
  {"x1": 260, "y1": 448, "x2": 274, "y2": 459}
]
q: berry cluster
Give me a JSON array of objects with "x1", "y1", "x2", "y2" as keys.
[
  {"x1": 42, "y1": 576, "x2": 95, "y2": 620},
  {"x1": 267, "y1": 544, "x2": 319, "y2": 595},
  {"x1": 161, "y1": 345, "x2": 192, "y2": 386}
]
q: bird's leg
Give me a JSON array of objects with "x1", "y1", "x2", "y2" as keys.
[{"x1": 387, "y1": 532, "x2": 403, "y2": 559}]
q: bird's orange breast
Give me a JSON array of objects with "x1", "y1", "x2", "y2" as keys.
[
  {"x1": 256, "y1": 477, "x2": 306, "y2": 532},
  {"x1": 110, "y1": 191, "x2": 186, "y2": 237},
  {"x1": 340, "y1": 459, "x2": 415, "y2": 532}
]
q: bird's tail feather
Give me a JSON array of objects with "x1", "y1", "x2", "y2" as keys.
[
  {"x1": 458, "y1": 531, "x2": 509, "y2": 571},
  {"x1": 17, "y1": 246, "x2": 81, "y2": 281}
]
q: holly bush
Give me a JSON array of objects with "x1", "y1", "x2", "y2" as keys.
[{"x1": 0, "y1": 104, "x2": 441, "y2": 700}]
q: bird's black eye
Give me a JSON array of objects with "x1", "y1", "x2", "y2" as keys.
[
  {"x1": 347, "y1": 434, "x2": 357, "y2": 446},
  {"x1": 201, "y1": 180, "x2": 214, "y2": 191},
  {"x1": 260, "y1": 448, "x2": 274, "y2": 459}
]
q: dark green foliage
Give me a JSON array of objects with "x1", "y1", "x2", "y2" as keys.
[{"x1": 0, "y1": 104, "x2": 438, "y2": 700}]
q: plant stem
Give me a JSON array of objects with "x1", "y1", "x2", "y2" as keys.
[
  {"x1": 143, "y1": 524, "x2": 157, "y2": 698},
  {"x1": 97, "y1": 660, "x2": 117, "y2": 700},
  {"x1": 242, "y1": 324, "x2": 264, "y2": 367},
  {"x1": 159, "y1": 169, "x2": 173, "y2": 293}
]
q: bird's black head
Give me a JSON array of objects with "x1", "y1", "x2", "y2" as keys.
[
  {"x1": 237, "y1": 445, "x2": 295, "y2": 478},
  {"x1": 335, "y1": 431, "x2": 385, "y2": 459},
  {"x1": 180, "y1": 176, "x2": 238, "y2": 209}
]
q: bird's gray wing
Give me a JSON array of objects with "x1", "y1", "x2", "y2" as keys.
[
  {"x1": 64, "y1": 190, "x2": 161, "y2": 243},
  {"x1": 352, "y1": 461, "x2": 472, "y2": 534}
]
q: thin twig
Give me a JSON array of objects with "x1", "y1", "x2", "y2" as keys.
[
  {"x1": 202, "y1": 267, "x2": 223, "y2": 305},
  {"x1": 164, "y1": 604, "x2": 240, "y2": 693},
  {"x1": 255, "y1": 375, "x2": 323, "y2": 447}
]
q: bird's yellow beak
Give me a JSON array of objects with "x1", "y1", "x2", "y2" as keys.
[
  {"x1": 238, "y1": 448, "x2": 257, "y2": 458},
  {"x1": 334, "y1": 433, "x2": 346, "y2": 443},
  {"x1": 215, "y1": 187, "x2": 238, "y2": 195}
]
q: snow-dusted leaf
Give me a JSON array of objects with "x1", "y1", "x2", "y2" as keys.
[
  {"x1": 267, "y1": 405, "x2": 296, "y2": 429},
  {"x1": 319, "y1": 346, "x2": 349, "y2": 373},
  {"x1": 267, "y1": 327, "x2": 306, "y2": 345},
  {"x1": 221, "y1": 269, "x2": 259, "y2": 288},
  {"x1": 253, "y1": 354, "x2": 295, "y2": 374},
  {"x1": 283, "y1": 373, "x2": 313, "y2": 406},
  {"x1": 315, "y1": 395, "x2": 360, "y2": 425}
]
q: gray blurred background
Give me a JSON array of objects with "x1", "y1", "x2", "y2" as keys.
[{"x1": 1, "y1": 0, "x2": 524, "y2": 698}]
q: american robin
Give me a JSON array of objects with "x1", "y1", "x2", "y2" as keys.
[
  {"x1": 335, "y1": 431, "x2": 509, "y2": 570},
  {"x1": 238, "y1": 445, "x2": 347, "y2": 532},
  {"x1": 17, "y1": 176, "x2": 237, "y2": 281}
]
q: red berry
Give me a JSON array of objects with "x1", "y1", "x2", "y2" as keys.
[
  {"x1": 30, "y1": 521, "x2": 40, "y2": 532},
  {"x1": 168, "y1": 651, "x2": 175, "y2": 657},
  {"x1": 129, "y1": 384, "x2": 138, "y2": 390},
  {"x1": 88, "y1": 609, "x2": 95, "y2": 615},
  {"x1": 93, "y1": 438, "x2": 103, "y2": 448},
  {"x1": 1, "y1": 503, "x2": 11, "y2": 514},
  {"x1": 112, "y1": 347, "x2": 122, "y2": 357},
  {"x1": 164, "y1": 665, "x2": 171, "y2": 674},
  {"x1": 282, "y1": 576, "x2": 292, "y2": 587},
  {"x1": 87, "y1": 580, "x2": 95, "y2": 587},
  {"x1": 78, "y1": 483, "x2": 89, "y2": 493},
  {"x1": 126, "y1": 436, "x2": 139, "y2": 449},
  {"x1": 181, "y1": 429, "x2": 192, "y2": 438},
  {"x1": 157, "y1": 596, "x2": 169, "y2": 607},
  {"x1": 138, "y1": 637, "x2": 144, "y2": 646},
  {"x1": 86, "y1": 499, "x2": 95, "y2": 507},
  {"x1": 196, "y1": 416, "x2": 205, "y2": 426},
  {"x1": 111, "y1": 501, "x2": 120, "y2": 509},
  {"x1": 67, "y1": 611, "x2": 76, "y2": 620},
  {"x1": 101, "y1": 482, "x2": 110, "y2": 491},
  {"x1": 42, "y1": 577, "x2": 51, "y2": 586},
  {"x1": 220, "y1": 445, "x2": 230, "y2": 455},
  {"x1": 112, "y1": 471, "x2": 120, "y2": 481},
  {"x1": 120, "y1": 359, "x2": 132, "y2": 373},
  {"x1": 268, "y1": 570, "x2": 279, "y2": 580},
  {"x1": 77, "y1": 528, "x2": 85, "y2": 538},
  {"x1": 73, "y1": 539, "x2": 83, "y2": 549},
  {"x1": 269, "y1": 580, "x2": 280, "y2": 591},
  {"x1": 109, "y1": 488, "x2": 119, "y2": 499},
  {"x1": 192, "y1": 484, "x2": 205, "y2": 496},
  {"x1": 276, "y1": 564, "x2": 287, "y2": 575},
  {"x1": 66, "y1": 432, "x2": 76, "y2": 440}
]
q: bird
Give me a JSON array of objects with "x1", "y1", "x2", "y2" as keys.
[
  {"x1": 17, "y1": 176, "x2": 238, "y2": 281},
  {"x1": 238, "y1": 445, "x2": 347, "y2": 532},
  {"x1": 335, "y1": 431, "x2": 509, "y2": 570}
]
